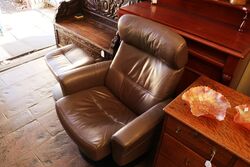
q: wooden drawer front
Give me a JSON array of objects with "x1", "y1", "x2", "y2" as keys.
[
  {"x1": 186, "y1": 38, "x2": 228, "y2": 68},
  {"x1": 187, "y1": 55, "x2": 222, "y2": 81},
  {"x1": 160, "y1": 134, "x2": 211, "y2": 167},
  {"x1": 185, "y1": 38, "x2": 228, "y2": 83},
  {"x1": 233, "y1": 159, "x2": 250, "y2": 167},
  {"x1": 155, "y1": 153, "x2": 176, "y2": 167},
  {"x1": 165, "y1": 116, "x2": 233, "y2": 167}
]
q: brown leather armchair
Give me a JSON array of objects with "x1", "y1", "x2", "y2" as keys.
[{"x1": 55, "y1": 14, "x2": 188, "y2": 166}]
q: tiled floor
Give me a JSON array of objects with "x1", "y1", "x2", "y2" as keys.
[{"x1": 0, "y1": 58, "x2": 153, "y2": 167}]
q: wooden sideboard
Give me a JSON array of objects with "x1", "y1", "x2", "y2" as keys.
[
  {"x1": 154, "y1": 76, "x2": 250, "y2": 167},
  {"x1": 118, "y1": 0, "x2": 250, "y2": 92},
  {"x1": 54, "y1": 0, "x2": 140, "y2": 60}
]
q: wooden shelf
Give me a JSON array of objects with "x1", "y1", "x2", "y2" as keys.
[{"x1": 56, "y1": 16, "x2": 116, "y2": 53}]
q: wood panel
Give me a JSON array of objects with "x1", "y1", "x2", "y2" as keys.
[{"x1": 158, "y1": 0, "x2": 250, "y2": 30}]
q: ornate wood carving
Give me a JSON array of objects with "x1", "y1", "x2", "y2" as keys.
[
  {"x1": 82, "y1": 0, "x2": 140, "y2": 20},
  {"x1": 55, "y1": 0, "x2": 81, "y2": 21},
  {"x1": 55, "y1": 24, "x2": 106, "y2": 60}
]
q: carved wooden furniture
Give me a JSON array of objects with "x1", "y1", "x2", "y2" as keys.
[
  {"x1": 118, "y1": 0, "x2": 250, "y2": 92},
  {"x1": 154, "y1": 76, "x2": 250, "y2": 167},
  {"x1": 54, "y1": 0, "x2": 139, "y2": 60}
]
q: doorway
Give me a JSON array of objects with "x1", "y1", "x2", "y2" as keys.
[{"x1": 0, "y1": 0, "x2": 56, "y2": 70}]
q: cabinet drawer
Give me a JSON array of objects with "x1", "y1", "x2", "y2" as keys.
[
  {"x1": 160, "y1": 133, "x2": 213, "y2": 167},
  {"x1": 233, "y1": 159, "x2": 250, "y2": 167},
  {"x1": 165, "y1": 116, "x2": 233, "y2": 167},
  {"x1": 155, "y1": 153, "x2": 176, "y2": 167}
]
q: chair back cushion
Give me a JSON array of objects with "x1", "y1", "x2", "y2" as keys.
[{"x1": 105, "y1": 14, "x2": 188, "y2": 114}]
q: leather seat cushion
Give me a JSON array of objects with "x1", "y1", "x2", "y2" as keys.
[
  {"x1": 45, "y1": 45, "x2": 95, "y2": 78},
  {"x1": 56, "y1": 86, "x2": 136, "y2": 160}
]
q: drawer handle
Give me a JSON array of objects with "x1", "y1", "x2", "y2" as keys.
[
  {"x1": 204, "y1": 148, "x2": 216, "y2": 167},
  {"x1": 210, "y1": 148, "x2": 216, "y2": 161},
  {"x1": 192, "y1": 131, "x2": 199, "y2": 138},
  {"x1": 175, "y1": 127, "x2": 182, "y2": 134},
  {"x1": 185, "y1": 158, "x2": 191, "y2": 166}
]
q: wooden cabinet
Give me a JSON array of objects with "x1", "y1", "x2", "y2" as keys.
[
  {"x1": 154, "y1": 76, "x2": 250, "y2": 167},
  {"x1": 158, "y1": 134, "x2": 210, "y2": 167},
  {"x1": 54, "y1": 17, "x2": 116, "y2": 60},
  {"x1": 53, "y1": 0, "x2": 140, "y2": 60},
  {"x1": 165, "y1": 117, "x2": 233, "y2": 167},
  {"x1": 118, "y1": 0, "x2": 250, "y2": 92}
]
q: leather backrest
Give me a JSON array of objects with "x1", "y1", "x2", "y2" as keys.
[{"x1": 105, "y1": 14, "x2": 188, "y2": 115}]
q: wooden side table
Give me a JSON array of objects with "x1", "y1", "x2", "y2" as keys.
[{"x1": 154, "y1": 76, "x2": 250, "y2": 167}]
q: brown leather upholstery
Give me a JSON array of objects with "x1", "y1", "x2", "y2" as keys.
[
  {"x1": 45, "y1": 44, "x2": 95, "y2": 79},
  {"x1": 56, "y1": 14, "x2": 188, "y2": 166},
  {"x1": 56, "y1": 86, "x2": 136, "y2": 160}
]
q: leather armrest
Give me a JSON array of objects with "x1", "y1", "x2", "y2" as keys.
[
  {"x1": 111, "y1": 99, "x2": 172, "y2": 166},
  {"x1": 45, "y1": 45, "x2": 74, "y2": 59},
  {"x1": 58, "y1": 60, "x2": 111, "y2": 96}
]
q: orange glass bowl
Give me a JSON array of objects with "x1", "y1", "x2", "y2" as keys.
[
  {"x1": 234, "y1": 104, "x2": 250, "y2": 130},
  {"x1": 182, "y1": 86, "x2": 231, "y2": 121}
]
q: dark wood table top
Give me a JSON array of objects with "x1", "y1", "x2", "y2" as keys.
[
  {"x1": 164, "y1": 76, "x2": 250, "y2": 163},
  {"x1": 119, "y1": 1, "x2": 250, "y2": 59}
]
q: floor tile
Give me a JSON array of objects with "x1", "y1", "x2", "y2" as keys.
[
  {"x1": 4, "y1": 128, "x2": 34, "y2": 157},
  {"x1": 22, "y1": 121, "x2": 51, "y2": 147},
  {"x1": 35, "y1": 131, "x2": 79, "y2": 167},
  {"x1": 34, "y1": 84, "x2": 54, "y2": 100},
  {"x1": 0, "y1": 31, "x2": 17, "y2": 45},
  {"x1": 29, "y1": 96, "x2": 55, "y2": 118},
  {"x1": 0, "y1": 65, "x2": 37, "y2": 86},
  {"x1": 14, "y1": 151, "x2": 44, "y2": 167},
  {"x1": 0, "y1": 111, "x2": 34, "y2": 137},
  {"x1": 0, "y1": 137, "x2": 16, "y2": 167},
  {"x1": 38, "y1": 110, "x2": 64, "y2": 136},
  {"x1": 67, "y1": 156, "x2": 94, "y2": 167},
  {"x1": 0, "y1": 121, "x2": 50, "y2": 166},
  {"x1": 0, "y1": 46, "x2": 12, "y2": 61},
  {"x1": 0, "y1": 58, "x2": 55, "y2": 86},
  {"x1": 1, "y1": 40, "x2": 34, "y2": 58},
  {"x1": 0, "y1": 112, "x2": 7, "y2": 122},
  {"x1": 1, "y1": 98, "x2": 36, "y2": 118},
  {"x1": 0, "y1": 78, "x2": 6, "y2": 87}
]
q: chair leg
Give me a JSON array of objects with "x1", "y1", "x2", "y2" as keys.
[{"x1": 78, "y1": 147, "x2": 119, "y2": 167}]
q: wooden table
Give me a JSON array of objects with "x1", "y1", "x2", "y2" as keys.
[
  {"x1": 118, "y1": 0, "x2": 250, "y2": 92},
  {"x1": 154, "y1": 76, "x2": 250, "y2": 167}
]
